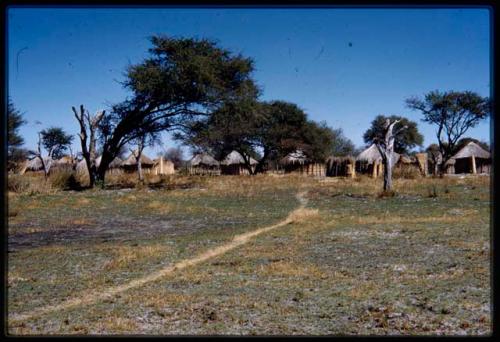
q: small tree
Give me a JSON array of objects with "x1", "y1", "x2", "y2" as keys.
[
  {"x1": 163, "y1": 146, "x2": 184, "y2": 169},
  {"x1": 72, "y1": 105, "x2": 105, "y2": 188},
  {"x1": 7, "y1": 100, "x2": 28, "y2": 171},
  {"x1": 426, "y1": 143, "x2": 441, "y2": 176},
  {"x1": 40, "y1": 127, "x2": 74, "y2": 160},
  {"x1": 406, "y1": 90, "x2": 490, "y2": 175}
]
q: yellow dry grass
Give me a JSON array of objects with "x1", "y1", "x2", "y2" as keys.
[
  {"x1": 103, "y1": 244, "x2": 170, "y2": 271},
  {"x1": 94, "y1": 316, "x2": 139, "y2": 333},
  {"x1": 258, "y1": 261, "x2": 326, "y2": 279}
]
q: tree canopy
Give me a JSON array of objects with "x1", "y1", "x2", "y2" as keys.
[
  {"x1": 93, "y1": 35, "x2": 259, "y2": 185},
  {"x1": 363, "y1": 115, "x2": 423, "y2": 154},
  {"x1": 39, "y1": 127, "x2": 74, "y2": 159},
  {"x1": 406, "y1": 90, "x2": 490, "y2": 172},
  {"x1": 7, "y1": 99, "x2": 27, "y2": 170}
]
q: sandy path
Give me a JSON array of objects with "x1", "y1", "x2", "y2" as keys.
[{"x1": 10, "y1": 191, "x2": 308, "y2": 323}]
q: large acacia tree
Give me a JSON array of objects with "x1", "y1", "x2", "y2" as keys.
[
  {"x1": 177, "y1": 100, "x2": 338, "y2": 174},
  {"x1": 406, "y1": 90, "x2": 490, "y2": 175},
  {"x1": 93, "y1": 35, "x2": 258, "y2": 186}
]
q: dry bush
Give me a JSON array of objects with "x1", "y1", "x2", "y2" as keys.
[
  {"x1": 7, "y1": 174, "x2": 57, "y2": 195},
  {"x1": 393, "y1": 165, "x2": 422, "y2": 179},
  {"x1": 49, "y1": 170, "x2": 80, "y2": 190}
]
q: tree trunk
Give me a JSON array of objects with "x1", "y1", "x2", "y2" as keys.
[{"x1": 383, "y1": 152, "x2": 393, "y2": 191}]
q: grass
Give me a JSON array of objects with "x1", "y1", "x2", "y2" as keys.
[{"x1": 7, "y1": 174, "x2": 491, "y2": 335}]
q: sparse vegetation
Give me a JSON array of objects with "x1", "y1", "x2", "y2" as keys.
[{"x1": 7, "y1": 174, "x2": 490, "y2": 335}]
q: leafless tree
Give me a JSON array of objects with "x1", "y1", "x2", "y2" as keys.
[
  {"x1": 72, "y1": 105, "x2": 105, "y2": 188},
  {"x1": 374, "y1": 119, "x2": 407, "y2": 192},
  {"x1": 31, "y1": 132, "x2": 54, "y2": 179}
]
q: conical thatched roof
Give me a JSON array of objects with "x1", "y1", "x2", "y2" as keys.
[
  {"x1": 356, "y1": 144, "x2": 400, "y2": 167},
  {"x1": 451, "y1": 141, "x2": 490, "y2": 160},
  {"x1": 221, "y1": 151, "x2": 258, "y2": 166},
  {"x1": 189, "y1": 153, "x2": 220, "y2": 167},
  {"x1": 122, "y1": 150, "x2": 154, "y2": 166},
  {"x1": 280, "y1": 150, "x2": 309, "y2": 165}
]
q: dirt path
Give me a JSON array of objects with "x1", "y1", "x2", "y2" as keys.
[{"x1": 10, "y1": 191, "x2": 309, "y2": 323}]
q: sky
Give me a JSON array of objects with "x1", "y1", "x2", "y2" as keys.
[{"x1": 7, "y1": 7, "x2": 491, "y2": 159}]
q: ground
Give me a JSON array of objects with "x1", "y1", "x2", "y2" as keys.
[{"x1": 7, "y1": 174, "x2": 491, "y2": 335}]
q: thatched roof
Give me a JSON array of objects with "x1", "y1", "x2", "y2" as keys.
[
  {"x1": 356, "y1": 144, "x2": 400, "y2": 167},
  {"x1": 280, "y1": 150, "x2": 309, "y2": 165},
  {"x1": 221, "y1": 151, "x2": 258, "y2": 166},
  {"x1": 122, "y1": 150, "x2": 154, "y2": 166},
  {"x1": 76, "y1": 156, "x2": 123, "y2": 172},
  {"x1": 452, "y1": 141, "x2": 490, "y2": 160},
  {"x1": 55, "y1": 155, "x2": 75, "y2": 165},
  {"x1": 398, "y1": 155, "x2": 414, "y2": 164},
  {"x1": 189, "y1": 153, "x2": 220, "y2": 167},
  {"x1": 326, "y1": 155, "x2": 356, "y2": 163},
  {"x1": 24, "y1": 157, "x2": 52, "y2": 171}
]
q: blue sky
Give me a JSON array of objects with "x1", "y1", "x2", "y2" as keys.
[{"x1": 7, "y1": 7, "x2": 491, "y2": 158}]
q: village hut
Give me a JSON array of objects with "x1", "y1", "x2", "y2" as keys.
[
  {"x1": 152, "y1": 156, "x2": 175, "y2": 175},
  {"x1": 188, "y1": 153, "x2": 221, "y2": 175},
  {"x1": 448, "y1": 141, "x2": 491, "y2": 174},
  {"x1": 19, "y1": 157, "x2": 53, "y2": 175},
  {"x1": 325, "y1": 156, "x2": 356, "y2": 178},
  {"x1": 76, "y1": 156, "x2": 123, "y2": 175},
  {"x1": 51, "y1": 155, "x2": 77, "y2": 172},
  {"x1": 121, "y1": 150, "x2": 155, "y2": 173},
  {"x1": 279, "y1": 150, "x2": 326, "y2": 177},
  {"x1": 355, "y1": 144, "x2": 400, "y2": 178},
  {"x1": 221, "y1": 151, "x2": 258, "y2": 175},
  {"x1": 393, "y1": 153, "x2": 428, "y2": 178}
]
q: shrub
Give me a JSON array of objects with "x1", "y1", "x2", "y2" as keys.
[
  {"x1": 49, "y1": 170, "x2": 80, "y2": 190},
  {"x1": 393, "y1": 165, "x2": 422, "y2": 179}
]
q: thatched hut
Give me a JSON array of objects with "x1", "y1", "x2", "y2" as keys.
[
  {"x1": 448, "y1": 142, "x2": 491, "y2": 174},
  {"x1": 280, "y1": 150, "x2": 326, "y2": 177},
  {"x1": 121, "y1": 151, "x2": 155, "y2": 173},
  {"x1": 221, "y1": 151, "x2": 258, "y2": 175},
  {"x1": 76, "y1": 156, "x2": 123, "y2": 176},
  {"x1": 355, "y1": 144, "x2": 400, "y2": 177},
  {"x1": 19, "y1": 157, "x2": 53, "y2": 175},
  {"x1": 152, "y1": 156, "x2": 175, "y2": 175},
  {"x1": 326, "y1": 156, "x2": 356, "y2": 177},
  {"x1": 188, "y1": 153, "x2": 221, "y2": 175},
  {"x1": 393, "y1": 153, "x2": 428, "y2": 178}
]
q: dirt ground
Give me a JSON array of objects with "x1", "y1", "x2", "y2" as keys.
[{"x1": 7, "y1": 174, "x2": 491, "y2": 335}]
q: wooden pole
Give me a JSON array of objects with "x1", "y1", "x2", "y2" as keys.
[{"x1": 471, "y1": 154, "x2": 477, "y2": 174}]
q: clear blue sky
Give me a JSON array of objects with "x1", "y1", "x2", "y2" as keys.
[{"x1": 7, "y1": 7, "x2": 491, "y2": 158}]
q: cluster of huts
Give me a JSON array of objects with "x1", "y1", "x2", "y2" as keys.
[
  {"x1": 187, "y1": 141, "x2": 491, "y2": 177},
  {"x1": 20, "y1": 141, "x2": 490, "y2": 178},
  {"x1": 20, "y1": 150, "x2": 175, "y2": 176}
]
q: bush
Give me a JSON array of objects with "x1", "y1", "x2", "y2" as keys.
[
  {"x1": 393, "y1": 165, "x2": 422, "y2": 179},
  {"x1": 49, "y1": 170, "x2": 81, "y2": 190},
  {"x1": 8, "y1": 174, "x2": 57, "y2": 195}
]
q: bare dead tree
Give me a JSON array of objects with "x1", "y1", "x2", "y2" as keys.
[
  {"x1": 32, "y1": 132, "x2": 54, "y2": 179},
  {"x1": 72, "y1": 105, "x2": 105, "y2": 188},
  {"x1": 374, "y1": 119, "x2": 408, "y2": 192},
  {"x1": 130, "y1": 135, "x2": 146, "y2": 183}
]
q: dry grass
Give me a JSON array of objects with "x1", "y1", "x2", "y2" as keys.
[{"x1": 102, "y1": 244, "x2": 171, "y2": 271}]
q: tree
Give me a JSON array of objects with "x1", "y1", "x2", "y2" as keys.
[
  {"x1": 163, "y1": 146, "x2": 185, "y2": 169},
  {"x1": 328, "y1": 127, "x2": 355, "y2": 157},
  {"x1": 39, "y1": 127, "x2": 74, "y2": 160},
  {"x1": 300, "y1": 120, "x2": 337, "y2": 162},
  {"x1": 426, "y1": 143, "x2": 441, "y2": 176},
  {"x1": 7, "y1": 100, "x2": 28, "y2": 171},
  {"x1": 177, "y1": 100, "x2": 321, "y2": 174},
  {"x1": 94, "y1": 35, "x2": 257, "y2": 186},
  {"x1": 406, "y1": 90, "x2": 490, "y2": 175},
  {"x1": 363, "y1": 115, "x2": 423, "y2": 154},
  {"x1": 73, "y1": 105, "x2": 105, "y2": 188},
  {"x1": 373, "y1": 119, "x2": 408, "y2": 192}
]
